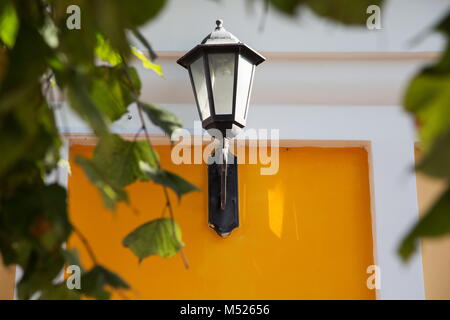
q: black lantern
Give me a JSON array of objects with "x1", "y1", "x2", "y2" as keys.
[{"x1": 178, "y1": 20, "x2": 265, "y2": 237}]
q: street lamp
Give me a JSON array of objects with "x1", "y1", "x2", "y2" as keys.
[{"x1": 177, "y1": 20, "x2": 265, "y2": 237}]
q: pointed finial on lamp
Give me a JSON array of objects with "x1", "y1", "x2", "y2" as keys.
[{"x1": 216, "y1": 19, "x2": 223, "y2": 29}]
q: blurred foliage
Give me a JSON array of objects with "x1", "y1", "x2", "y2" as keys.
[
  {"x1": 267, "y1": 0, "x2": 383, "y2": 24},
  {"x1": 0, "y1": 0, "x2": 199, "y2": 300},
  {"x1": 399, "y1": 12, "x2": 450, "y2": 260}
]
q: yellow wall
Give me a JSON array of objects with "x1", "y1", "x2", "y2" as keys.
[{"x1": 68, "y1": 145, "x2": 375, "y2": 299}]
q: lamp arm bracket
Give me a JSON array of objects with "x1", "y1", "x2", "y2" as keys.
[{"x1": 220, "y1": 139, "x2": 229, "y2": 210}]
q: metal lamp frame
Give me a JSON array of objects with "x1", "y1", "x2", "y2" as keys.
[{"x1": 177, "y1": 21, "x2": 265, "y2": 237}]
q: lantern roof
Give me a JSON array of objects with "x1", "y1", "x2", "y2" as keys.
[
  {"x1": 201, "y1": 20, "x2": 239, "y2": 44},
  {"x1": 177, "y1": 20, "x2": 266, "y2": 69}
]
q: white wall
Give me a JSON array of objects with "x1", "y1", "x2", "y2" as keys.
[
  {"x1": 138, "y1": 0, "x2": 449, "y2": 53},
  {"x1": 131, "y1": 0, "x2": 448, "y2": 108}
]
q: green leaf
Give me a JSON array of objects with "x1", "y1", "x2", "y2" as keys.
[
  {"x1": 0, "y1": 94, "x2": 54, "y2": 177},
  {"x1": 75, "y1": 156, "x2": 128, "y2": 210},
  {"x1": 417, "y1": 129, "x2": 450, "y2": 180},
  {"x1": 90, "y1": 67, "x2": 130, "y2": 122},
  {"x1": 399, "y1": 188, "x2": 450, "y2": 260},
  {"x1": 268, "y1": 0, "x2": 384, "y2": 25},
  {"x1": 17, "y1": 249, "x2": 66, "y2": 300},
  {"x1": 40, "y1": 15, "x2": 59, "y2": 49},
  {"x1": 436, "y1": 11, "x2": 450, "y2": 35},
  {"x1": 77, "y1": 134, "x2": 160, "y2": 210},
  {"x1": 65, "y1": 72, "x2": 110, "y2": 136},
  {"x1": 120, "y1": 66, "x2": 142, "y2": 95},
  {"x1": 269, "y1": 0, "x2": 302, "y2": 15},
  {"x1": 93, "y1": 134, "x2": 138, "y2": 187},
  {"x1": 0, "y1": 1, "x2": 19, "y2": 48},
  {"x1": 52, "y1": 1, "x2": 96, "y2": 64},
  {"x1": 81, "y1": 265, "x2": 129, "y2": 299},
  {"x1": 134, "y1": 140, "x2": 160, "y2": 171},
  {"x1": 0, "y1": 184, "x2": 71, "y2": 251},
  {"x1": 39, "y1": 283, "x2": 81, "y2": 300},
  {"x1": 131, "y1": 29, "x2": 157, "y2": 60},
  {"x1": 68, "y1": 66, "x2": 140, "y2": 125},
  {"x1": 0, "y1": 238, "x2": 32, "y2": 267},
  {"x1": 123, "y1": 218, "x2": 184, "y2": 261},
  {"x1": 304, "y1": 0, "x2": 384, "y2": 25},
  {"x1": 93, "y1": 134, "x2": 159, "y2": 188},
  {"x1": 139, "y1": 162, "x2": 199, "y2": 199},
  {"x1": 404, "y1": 69, "x2": 450, "y2": 150},
  {"x1": 95, "y1": 3, "x2": 130, "y2": 56},
  {"x1": 0, "y1": 24, "x2": 51, "y2": 113},
  {"x1": 38, "y1": 184, "x2": 73, "y2": 249},
  {"x1": 403, "y1": 13, "x2": 450, "y2": 151},
  {"x1": 120, "y1": 0, "x2": 167, "y2": 28},
  {"x1": 132, "y1": 47, "x2": 163, "y2": 77},
  {"x1": 63, "y1": 248, "x2": 83, "y2": 269},
  {"x1": 398, "y1": 11, "x2": 450, "y2": 261},
  {"x1": 95, "y1": 34, "x2": 122, "y2": 66},
  {"x1": 140, "y1": 102, "x2": 182, "y2": 137},
  {"x1": 64, "y1": 65, "x2": 137, "y2": 132}
]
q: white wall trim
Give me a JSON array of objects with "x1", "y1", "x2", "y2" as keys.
[{"x1": 153, "y1": 50, "x2": 440, "y2": 62}]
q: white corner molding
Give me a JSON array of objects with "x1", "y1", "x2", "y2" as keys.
[{"x1": 370, "y1": 141, "x2": 424, "y2": 299}]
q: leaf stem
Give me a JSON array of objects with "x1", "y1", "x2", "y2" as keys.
[
  {"x1": 179, "y1": 248, "x2": 190, "y2": 270},
  {"x1": 115, "y1": 289, "x2": 130, "y2": 300},
  {"x1": 121, "y1": 57, "x2": 189, "y2": 270},
  {"x1": 163, "y1": 187, "x2": 189, "y2": 269},
  {"x1": 74, "y1": 226, "x2": 133, "y2": 299},
  {"x1": 72, "y1": 226, "x2": 99, "y2": 266},
  {"x1": 133, "y1": 126, "x2": 144, "y2": 141}
]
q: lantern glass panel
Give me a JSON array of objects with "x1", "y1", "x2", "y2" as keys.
[
  {"x1": 190, "y1": 56, "x2": 211, "y2": 121},
  {"x1": 235, "y1": 55, "x2": 254, "y2": 124},
  {"x1": 208, "y1": 53, "x2": 235, "y2": 115}
]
